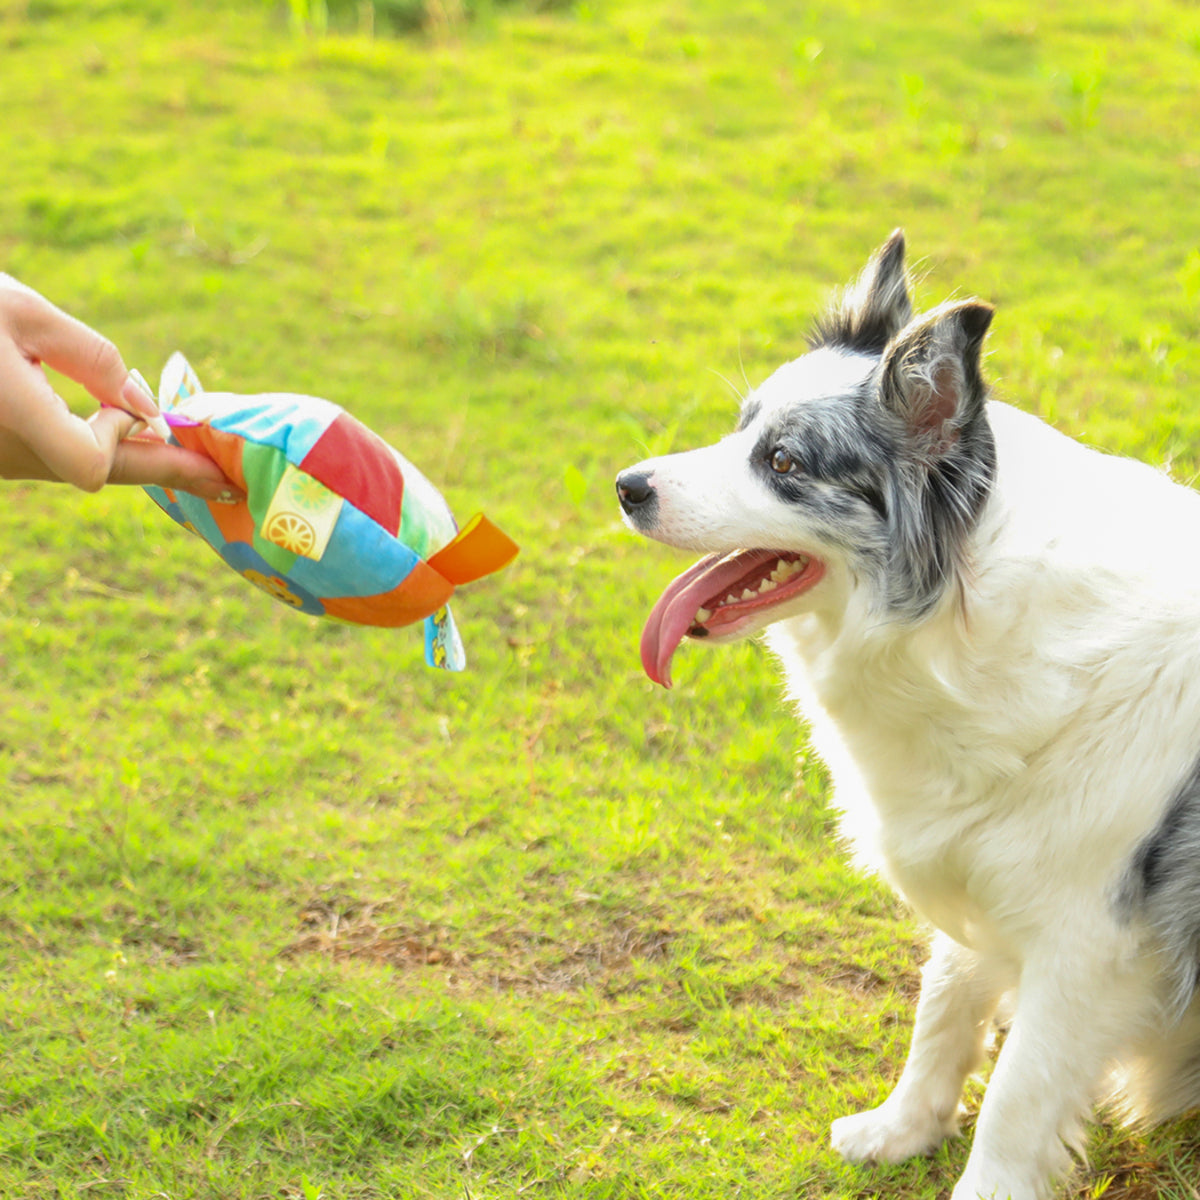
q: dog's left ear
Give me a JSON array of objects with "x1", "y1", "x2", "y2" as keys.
[
  {"x1": 879, "y1": 299, "x2": 993, "y2": 456},
  {"x1": 810, "y1": 229, "x2": 913, "y2": 354}
]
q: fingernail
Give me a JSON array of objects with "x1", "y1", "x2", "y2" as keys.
[
  {"x1": 212, "y1": 489, "x2": 244, "y2": 505},
  {"x1": 121, "y1": 370, "x2": 160, "y2": 420}
]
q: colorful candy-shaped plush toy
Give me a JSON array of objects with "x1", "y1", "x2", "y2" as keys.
[{"x1": 142, "y1": 354, "x2": 517, "y2": 670}]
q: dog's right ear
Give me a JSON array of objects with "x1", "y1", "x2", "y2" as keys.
[
  {"x1": 879, "y1": 299, "x2": 993, "y2": 458},
  {"x1": 810, "y1": 229, "x2": 912, "y2": 355}
]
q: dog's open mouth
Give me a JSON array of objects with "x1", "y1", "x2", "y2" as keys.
[{"x1": 640, "y1": 548, "x2": 825, "y2": 687}]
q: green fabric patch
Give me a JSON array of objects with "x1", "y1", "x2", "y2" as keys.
[{"x1": 242, "y1": 441, "x2": 297, "y2": 573}]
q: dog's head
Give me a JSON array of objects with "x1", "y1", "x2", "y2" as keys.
[{"x1": 617, "y1": 231, "x2": 997, "y2": 687}]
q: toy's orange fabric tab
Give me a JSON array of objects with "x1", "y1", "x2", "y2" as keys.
[
  {"x1": 322, "y1": 561, "x2": 454, "y2": 627},
  {"x1": 427, "y1": 514, "x2": 519, "y2": 586}
]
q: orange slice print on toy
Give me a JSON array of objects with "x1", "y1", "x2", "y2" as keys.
[
  {"x1": 263, "y1": 511, "x2": 318, "y2": 556},
  {"x1": 262, "y1": 463, "x2": 341, "y2": 560}
]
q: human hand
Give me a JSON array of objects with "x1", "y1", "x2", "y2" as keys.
[{"x1": 0, "y1": 275, "x2": 245, "y2": 500}]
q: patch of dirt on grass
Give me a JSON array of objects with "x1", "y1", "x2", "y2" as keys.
[
  {"x1": 490, "y1": 923, "x2": 676, "y2": 995},
  {"x1": 279, "y1": 892, "x2": 675, "y2": 995},
  {"x1": 107, "y1": 904, "x2": 206, "y2": 967},
  {"x1": 280, "y1": 895, "x2": 469, "y2": 972},
  {"x1": 714, "y1": 978, "x2": 809, "y2": 1010}
]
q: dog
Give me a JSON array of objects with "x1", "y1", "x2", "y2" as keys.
[{"x1": 616, "y1": 231, "x2": 1200, "y2": 1200}]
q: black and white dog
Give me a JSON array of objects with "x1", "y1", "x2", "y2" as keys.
[{"x1": 616, "y1": 232, "x2": 1200, "y2": 1200}]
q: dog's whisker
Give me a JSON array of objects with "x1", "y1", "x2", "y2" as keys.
[
  {"x1": 706, "y1": 365, "x2": 747, "y2": 405},
  {"x1": 736, "y1": 334, "x2": 752, "y2": 399}
]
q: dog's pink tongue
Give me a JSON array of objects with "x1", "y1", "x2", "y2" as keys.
[
  {"x1": 640, "y1": 555, "x2": 718, "y2": 688},
  {"x1": 640, "y1": 552, "x2": 762, "y2": 689}
]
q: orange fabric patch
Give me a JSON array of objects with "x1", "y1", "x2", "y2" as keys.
[
  {"x1": 321, "y1": 561, "x2": 455, "y2": 628},
  {"x1": 206, "y1": 499, "x2": 257, "y2": 545},
  {"x1": 171, "y1": 425, "x2": 257, "y2": 545},
  {"x1": 173, "y1": 424, "x2": 249, "y2": 490}
]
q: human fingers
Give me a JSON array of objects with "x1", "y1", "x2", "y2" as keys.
[
  {"x1": 0, "y1": 339, "x2": 130, "y2": 490},
  {"x1": 0, "y1": 424, "x2": 79, "y2": 481},
  {"x1": 104, "y1": 433, "x2": 246, "y2": 502},
  {"x1": 0, "y1": 276, "x2": 159, "y2": 421}
]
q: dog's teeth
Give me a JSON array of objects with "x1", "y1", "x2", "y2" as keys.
[
  {"x1": 772, "y1": 557, "x2": 808, "y2": 583},
  {"x1": 712, "y1": 561, "x2": 811, "y2": 611},
  {"x1": 695, "y1": 607, "x2": 712, "y2": 622}
]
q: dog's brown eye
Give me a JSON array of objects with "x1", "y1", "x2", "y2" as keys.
[{"x1": 770, "y1": 448, "x2": 795, "y2": 474}]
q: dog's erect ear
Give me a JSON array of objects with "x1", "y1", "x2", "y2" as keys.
[
  {"x1": 810, "y1": 229, "x2": 913, "y2": 355},
  {"x1": 879, "y1": 299, "x2": 993, "y2": 455}
]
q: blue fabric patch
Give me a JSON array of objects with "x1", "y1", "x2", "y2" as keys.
[
  {"x1": 286, "y1": 502, "x2": 420, "y2": 598},
  {"x1": 219, "y1": 542, "x2": 326, "y2": 616},
  {"x1": 207, "y1": 393, "x2": 342, "y2": 465},
  {"x1": 146, "y1": 486, "x2": 228, "y2": 549}
]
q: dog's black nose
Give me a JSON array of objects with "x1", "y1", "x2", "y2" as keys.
[{"x1": 616, "y1": 469, "x2": 656, "y2": 514}]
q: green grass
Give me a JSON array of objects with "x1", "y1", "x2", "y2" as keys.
[{"x1": 2, "y1": 1, "x2": 1199, "y2": 1197}]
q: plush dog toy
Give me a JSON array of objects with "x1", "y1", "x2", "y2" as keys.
[{"x1": 141, "y1": 354, "x2": 517, "y2": 670}]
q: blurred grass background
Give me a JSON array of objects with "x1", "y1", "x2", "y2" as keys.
[{"x1": 1, "y1": 1, "x2": 1198, "y2": 1197}]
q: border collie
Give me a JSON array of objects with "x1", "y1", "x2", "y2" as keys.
[{"x1": 616, "y1": 232, "x2": 1200, "y2": 1200}]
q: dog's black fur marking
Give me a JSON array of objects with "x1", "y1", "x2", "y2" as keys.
[
  {"x1": 753, "y1": 390, "x2": 892, "y2": 524},
  {"x1": 1137, "y1": 794, "x2": 1190, "y2": 892},
  {"x1": 751, "y1": 288, "x2": 997, "y2": 621},
  {"x1": 807, "y1": 229, "x2": 913, "y2": 357},
  {"x1": 1123, "y1": 760, "x2": 1200, "y2": 1008},
  {"x1": 737, "y1": 396, "x2": 763, "y2": 432}
]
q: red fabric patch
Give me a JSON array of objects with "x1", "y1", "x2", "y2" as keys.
[{"x1": 299, "y1": 414, "x2": 403, "y2": 536}]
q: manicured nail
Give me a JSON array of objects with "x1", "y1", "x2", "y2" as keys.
[{"x1": 121, "y1": 370, "x2": 161, "y2": 421}]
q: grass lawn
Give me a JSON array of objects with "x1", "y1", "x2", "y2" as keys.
[{"x1": 2, "y1": 1, "x2": 1199, "y2": 1196}]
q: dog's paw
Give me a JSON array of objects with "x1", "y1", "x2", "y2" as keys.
[{"x1": 831, "y1": 1098, "x2": 958, "y2": 1164}]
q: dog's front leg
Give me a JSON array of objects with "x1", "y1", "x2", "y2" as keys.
[
  {"x1": 832, "y1": 933, "x2": 1008, "y2": 1164},
  {"x1": 950, "y1": 943, "x2": 1146, "y2": 1200}
]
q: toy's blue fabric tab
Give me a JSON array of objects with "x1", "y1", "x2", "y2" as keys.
[{"x1": 424, "y1": 606, "x2": 465, "y2": 671}]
